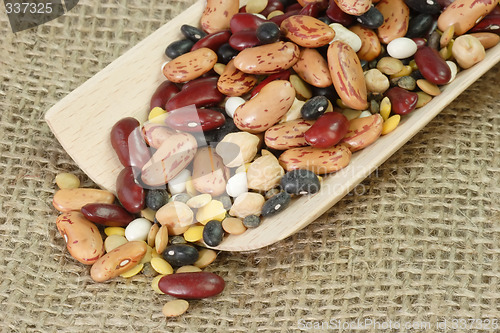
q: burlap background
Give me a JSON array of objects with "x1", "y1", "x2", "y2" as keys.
[{"x1": 1, "y1": 0, "x2": 499, "y2": 332}]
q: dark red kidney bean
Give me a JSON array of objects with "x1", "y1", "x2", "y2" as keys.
[
  {"x1": 412, "y1": 37, "x2": 427, "y2": 48},
  {"x1": 111, "y1": 118, "x2": 151, "y2": 169},
  {"x1": 229, "y1": 30, "x2": 261, "y2": 51},
  {"x1": 158, "y1": 272, "x2": 225, "y2": 299},
  {"x1": 286, "y1": 3, "x2": 303, "y2": 12},
  {"x1": 355, "y1": 6, "x2": 384, "y2": 29},
  {"x1": 406, "y1": 13, "x2": 434, "y2": 39},
  {"x1": 326, "y1": 0, "x2": 354, "y2": 26},
  {"x1": 165, "y1": 108, "x2": 226, "y2": 132},
  {"x1": 166, "y1": 77, "x2": 224, "y2": 111},
  {"x1": 191, "y1": 30, "x2": 231, "y2": 52},
  {"x1": 385, "y1": 87, "x2": 418, "y2": 115},
  {"x1": 304, "y1": 112, "x2": 349, "y2": 148},
  {"x1": 270, "y1": 10, "x2": 301, "y2": 26},
  {"x1": 165, "y1": 39, "x2": 194, "y2": 59},
  {"x1": 256, "y1": 21, "x2": 281, "y2": 44},
  {"x1": 230, "y1": 13, "x2": 266, "y2": 33},
  {"x1": 150, "y1": 80, "x2": 180, "y2": 110},
  {"x1": 470, "y1": 15, "x2": 500, "y2": 34},
  {"x1": 299, "y1": 1, "x2": 328, "y2": 17},
  {"x1": 239, "y1": 5, "x2": 247, "y2": 12},
  {"x1": 81, "y1": 203, "x2": 134, "y2": 227},
  {"x1": 403, "y1": 0, "x2": 441, "y2": 14},
  {"x1": 217, "y1": 43, "x2": 239, "y2": 64},
  {"x1": 414, "y1": 46, "x2": 451, "y2": 85},
  {"x1": 116, "y1": 166, "x2": 145, "y2": 214},
  {"x1": 261, "y1": 0, "x2": 285, "y2": 17},
  {"x1": 180, "y1": 24, "x2": 207, "y2": 42},
  {"x1": 180, "y1": 76, "x2": 218, "y2": 91},
  {"x1": 490, "y1": 5, "x2": 500, "y2": 15},
  {"x1": 250, "y1": 70, "x2": 291, "y2": 97}
]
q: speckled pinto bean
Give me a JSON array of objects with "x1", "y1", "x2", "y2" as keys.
[
  {"x1": 264, "y1": 119, "x2": 315, "y2": 150},
  {"x1": 437, "y1": 0, "x2": 498, "y2": 36},
  {"x1": 162, "y1": 48, "x2": 217, "y2": 83},
  {"x1": 217, "y1": 59, "x2": 258, "y2": 96},
  {"x1": 233, "y1": 80, "x2": 296, "y2": 133},
  {"x1": 52, "y1": 188, "x2": 115, "y2": 212},
  {"x1": 200, "y1": 0, "x2": 239, "y2": 33},
  {"x1": 334, "y1": 0, "x2": 372, "y2": 16},
  {"x1": 292, "y1": 48, "x2": 332, "y2": 88},
  {"x1": 376, "y1": 0, "x2": 410, "y2": 44},
  {"x1": 141, "y1": 131, "x2": 198, "y2": 187},
  {"x1": 349, "y1": 25, "x2": 382, "y2": 61},
  {"x1": 341, "y1": 114, "x2": 383, "y2": 152},
  {"x1": 278, "y1": 144, "x2": 352, "y2": 174},
  {"x1": 327, "y1": 41, "x2": 368, "y2": 111},
  {"x1": 233, "y1": 41, "x2": 300, "y2": 74},
  {"x1": 90, "y1": 241, "x2": 148, "y2": 282},
  {"x1": 281, "y1": 15, "x2": 335, "y2": 48},
  {"x1": 192, "y1": 146, "x2": 228, "y2": 196},
  {"x1": 56, "y1": 212, "x2": 104, "y2": 265}
]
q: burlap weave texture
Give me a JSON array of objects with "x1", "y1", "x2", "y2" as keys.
[{"x1": 1, "y1": 0, "x2": 499, "y2": 332}]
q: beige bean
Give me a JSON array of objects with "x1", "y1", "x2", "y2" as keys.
[
  {"x1": 55, "y1": 172, "x2": 80, "y2": 189},
  {"x1": 156, "y1": 201, "x2": 194, "y2": 228},
  {"x1": 229, "y1": 193, "x2": 265, "y2": 219},
  {"x1": 233, "y1": 80, "x2": 296, "y2": 133},
  {"x1": 163, "y1": 48, "x2": 217, "y2": 83},
  {"x1": 452, "y1": 35, "x2": 486, "y2": 69},
  {"x1": 56, "y1": 212, "x2": 104, "y2": 265},
  {"x1": 90, "y1": 241, "x2": 147, "y2": 282},
  {"x1": 52, "y1": 188, "x2": 115, "y2": 212},
  {"x1": 327, "y1": 41, "x2": 368, "y2": 111},
  {"x1": 364, "y1": 69, "x2": 390, "y2": 94},
  {"x1": 215, "y1": 132, "x2": 260, "y2": 168},
  {"x1": 162, "y1": 299, "x2": 189, "y2": 317},
  {"x1": 233, "y1": 41, "x2": 300, "y2": 75},
  {"x1": 176, "y1": 265, "x2": 202, "y2": 273},
  {"x1": 376, "y1": 57, "x2": 404, "y2": 75},
  {"x1": 292, "y1": 48, "x2": 332, "y2": 88},
  {"x1": 246, "y1": 154, "x2": 284, "y2": 192},
  {"x1": 469, "y1": 32, "x2": 500, "y2": 49},
  {"x1": 104, "y1": 234, "x2": 128, "y2": 253},
  {"x1": 217, "y1": 59, "x2": 258, "y2": 97},
  {"x1": 155, "y1": 225, "x2": 169, "y2": 254},
  {"x1": 193, "y1": 249, "x2": 217, "y2": 268},
  {"x1": 278, "y1": 144, "x2": 352, "y2": 174},
  {"x1": 264, "y1": 119, "x2": 314, "y2": 150},
  {"x1": 341, "y1": 114, "x2": 383, "y2": 152},
  {"x1": 222, "y1": 217, "x2": 247, "y2": 235},
  {"x1": 192, "y1": 147, "x2": 228, "y2": 197},
  {"x1": 416, "y1": 79, "x2": 441, "y2": 96},
  {"x1": 146, "y1": 223, "x2": 159, "y2": 247},
  {"x1": 141, "y1": 132, "x2": 197, "y2": 187}
]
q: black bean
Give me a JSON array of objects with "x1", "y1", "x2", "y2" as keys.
[
  {"x1": 256, "y1": 22, "x2": 281, "y2": 44},
  {"x1": 163, "y1": 244, "x2": 199, "y2": 267},
  {"x1": 262, "y1": 191, "x2": 291, "y2": 217},
  {"x1": 180, "y1": 24, "x2": 207, "y2": 42},
  {"x1": 203, "y1": 220, "x2": 224, "y2": 247},
  {"x1": 280, "y1": 169, "x2": 320, "y2": 195},
  {"x1": 355, "y1": 6, "x2": 384, "y2": 29},
  {"x1": 145, "y1": 189, "x2": 170, "y2": 211},
  {"x1": 165, "y1": 39, "x2": 194, "y2": 59},
  {"x1": 301, "y1": 96, "x2": 330, "y2": 120}
]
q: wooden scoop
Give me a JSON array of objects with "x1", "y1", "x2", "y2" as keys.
[{"x1": 45, "y1": 0, "x2": 500, "y2": 251}]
